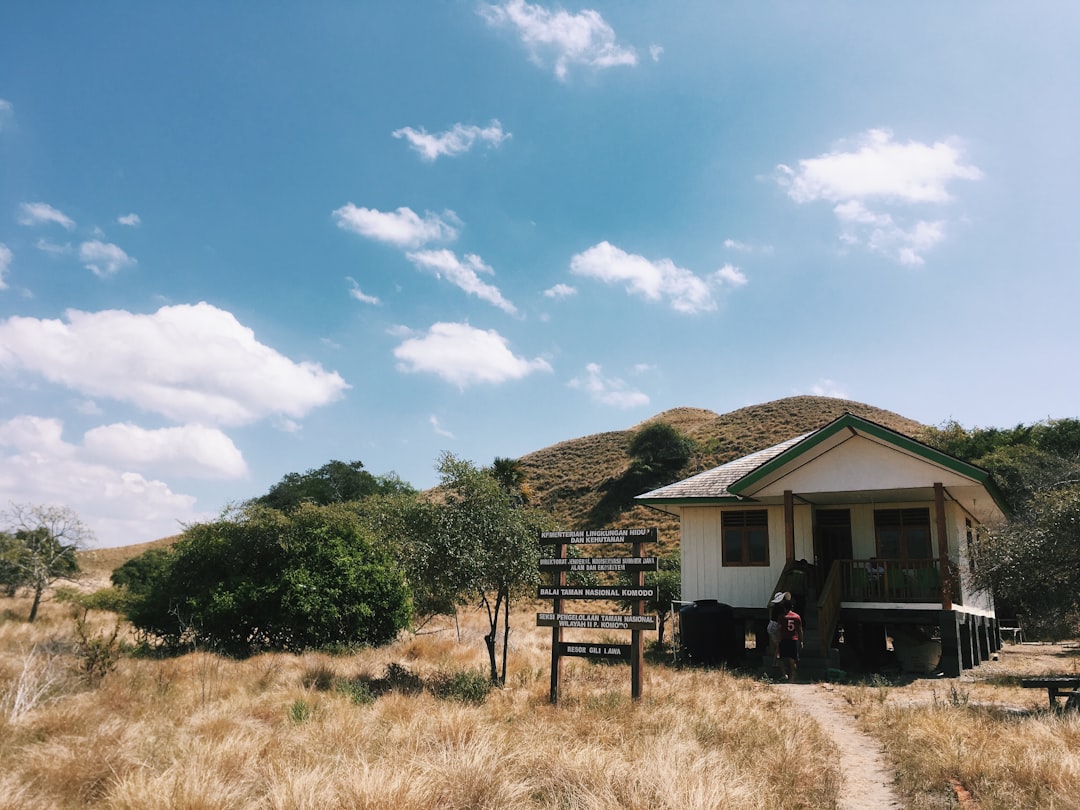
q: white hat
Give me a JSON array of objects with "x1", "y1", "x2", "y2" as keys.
[{"x1": 771, "y1": 592, "x2": 785, "y2": 604}]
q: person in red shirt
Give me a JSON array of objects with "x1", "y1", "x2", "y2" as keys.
[{"x1": 778, "y1": 600, "x2": 803, "y2": 681}]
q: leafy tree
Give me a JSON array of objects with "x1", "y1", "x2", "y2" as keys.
[
  {"x1": 491, "y1": 456, "x2": 533, "y2": 505},
  {"x1": 353, "y1": 490, "x2": 454, "y2": 621},
  {"x1": 924, "y1": 418, "x2": 1080, "y2": 635},
  {"x1": 924, "y1": 419, "x2": 1035, "y2": 462},
  {"x1": 111, "y1": 546, "x2": 173, "y2": 596},
  {"x1": 973, "y1": 484, "x2": 1080, "y2": 637},
  {"x1": 1032, "y1": 418, "x2": 1080, "y2": 460},
  {"x1": 975, "y1": 445, "x2": 1078, "y2": 514},
  {"x1": 619, "y1": 552, "x2": 681, "y2": 646},
  {"x1": 254, "y1": 459, "x2": 413, "y2": 512},
  {"x1": 627, "y1": 421, "x2": 696, "y2": 485},
  {"x1": 924, "y1": 418, "x2": 1080, "y2": 473},
  {"x1": 123, "y1": 503, "x2": 411, "y2": 655},
  {"x1": 410, "y1": 453, "x2": 550, "y2": 684},
  {"x1": 0, "y1": 532, "x2": 22, "y2": 597},
  {"x1": 0, "y1": 504, "x2": 90, "y2": 621}
]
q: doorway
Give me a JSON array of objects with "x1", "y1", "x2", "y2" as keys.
[{"x1": 814, "y1": 508, "x2": 852, "y2": 590}]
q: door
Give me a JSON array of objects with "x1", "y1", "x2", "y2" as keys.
[{"x1": 814, "y1": 509, "x2": 852, "y2": 590}]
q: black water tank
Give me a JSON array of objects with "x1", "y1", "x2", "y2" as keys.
[{"x1": 679, "y1": 599, "x2": 738, "y2": 666}]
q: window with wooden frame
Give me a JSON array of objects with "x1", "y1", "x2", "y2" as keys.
[
  {"x1": 874, "y1": 508, "x2": 932, "y2": 560},
  {"x1": 722, "y1": 509, "x2": 769, "y2": 566}
]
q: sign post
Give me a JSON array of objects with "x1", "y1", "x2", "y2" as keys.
[{"x1": 539, "y1": 528, "x2": 657, "y2": 704}]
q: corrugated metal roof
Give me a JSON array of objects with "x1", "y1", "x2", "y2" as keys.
[{"x1": 636, "y1": 432, "x2": 811, "y2": 501}]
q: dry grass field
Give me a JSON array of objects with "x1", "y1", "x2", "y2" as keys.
[
  {"x1": 1, "y1": 595, "x2": 842, "y2": 810},
  {"x1": 840, "y1": 641, "x2": 1080, "y2": 810},
  {"x1": 3, "y1": 585, "x2": 1080, "y2": 810}
]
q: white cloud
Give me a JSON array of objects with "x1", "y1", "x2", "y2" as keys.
[
  {"x1": 83, "y1": 422, "x2": 248, "y2": 479},
  {"x1": 333, "y1": 204, "x2": 459, "y2": 248},
  {"x1": 0, "y1": 243, "x2": 11, "y2": 290},
  {"x1": 649, "y1": 44, "x2": 663, "y2": 62},
  {"x1": 777, "y1": 129, "x2": 981, "y2": 265},
  {"x1": 117, "y1": 213, "x2": 141, "y2": 227},
  {"x1": 35, "y1": 238, "x2": 72, "y2": 256},
  {"x1": 405, "y1": 249, "x2": 518, "y2": 315},
  {"x1": 0, "y1": 415, "x2": 209, "y2": 547},
  {"x1": 0, "y1": 98, "x2": 13, "y2": 130},
  {"x1": 833, "y1": 202, "x2": 946, "y2": 266},
  {"x1": 0, "y1": 302, "x2": 349, "y2": 426},
  {"x1": 18, "y1": 201, "x2": 76, "y2": 230},
  {"x1": 429, "y1": 415, "x2": 455, "y2": 439},
  {"x1": 543, "y1": 283, "x2": 577, "y2": 299},
  {"x1": 808, "y1": 379, "x2": 849, "y2": 399},
  {"x1": 570, "y1": 241, "x2": 742, "y2": 314},
  {"x1": 568, "y1": 363, "x2": 649, "y2": 409},
  {"x1": 393, "y1": 321, "x2": 551, "y2": 387},
  {"x1": 481, "y1": 0, "x2": 638, "y2": 80},
  {"x1": 79, "y1": 240, "x2": 136, "y2": 278},
  {"x1": 713, "y1": 263, "x2": 748, "y2": 287},
  {"x1": 779, "y1": 129, "x2": 981, "y2": 205},
  {"x1": 346, "y1": 276, "x2": 380, "y2": 305},
  {"x1": 723, "y1": 238, "x2": 773, "y2": 255},
  {"x1": 393, "y1": 119, "x2": 510, "y2": 161}
]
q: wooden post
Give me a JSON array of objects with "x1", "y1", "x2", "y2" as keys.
[
  {"x1": 784, "y1": 490, "x2": 796, "y2": 563},
  {"x1": 549, "y1": 540, "x2": 566, "y2": 704},
  {"x1": 631, "y1": 536, "x2": 644, "y2": 700},
  {"x1": 934, "y1": 483, "x2": 952, "y2": 610}
]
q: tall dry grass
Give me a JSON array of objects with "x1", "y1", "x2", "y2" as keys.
[
  {"x1": 842, "y1": 654, "x2": 1080, "y2": 810},
  {"x1": 1, "y1": 594, "x2": 840, "y2": 810}
]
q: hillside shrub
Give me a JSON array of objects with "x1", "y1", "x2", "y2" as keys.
[
  {"x1": 430, "y1": 668, "x2": 492, "y2": 704},
  {"x1": 72, "y1": 613, "x2": 122, "y2": 686}
]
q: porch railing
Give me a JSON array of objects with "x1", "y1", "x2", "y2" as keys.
[
  {"x1": 835, "y1": 558, "x2": 959, "y2": 605},
  {"x1": 817, "y1": 561, "x2": 843, "y2": 655}
]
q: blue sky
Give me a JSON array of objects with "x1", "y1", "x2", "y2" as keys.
[{"x1": 1, "y1": 3, "x2": 1078, "y2": 547}]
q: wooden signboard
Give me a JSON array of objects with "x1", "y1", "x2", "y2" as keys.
[
  {"x1": 558, "y1": 642, "x2": 632, "y2": 661},
  {"x1": 537, "y1": 586, "x2": 657, "y2": 599},
  {"x1": 537, "y1": 613, "x2": 657, "y2": 630},
  {"x1": 539, "y1": 528, "x2": 657, "y2": 704},
  {"x1": 539, "y1": 556, "x2": 658, "y2": 572}
]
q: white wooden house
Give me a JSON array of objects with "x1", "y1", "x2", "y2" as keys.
[{"x1": 635, "y1": 412, "x2": 1008, "y2": 675}]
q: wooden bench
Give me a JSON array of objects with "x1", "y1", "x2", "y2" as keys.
[{"x1": 1022, "y1": 677, "x2": 1080, "y2": 710}]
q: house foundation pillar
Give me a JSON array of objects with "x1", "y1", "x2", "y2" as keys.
[
  {"x1": 960, "y1": 615, "x2": 975, "y2": 670},
  {"x1": 939, "y1": 610, "x2": 962, "y2": 677},
  {"x1": 977, "y1": 616, "x2": 991, "y2": 662}
]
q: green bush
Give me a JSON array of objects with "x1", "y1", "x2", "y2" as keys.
[
  {"x1": 335, "y1": 677, "x2": 377, "y2": 705},
  {"x1": 289, "y1": 698, "x2": 312, "y2": 724},
  {"x1": 430, "y1": 669, "x2": 492, "y2": 704},
  {"x1": 123, "y1": 503, "x2": 412, "y2": 656}
]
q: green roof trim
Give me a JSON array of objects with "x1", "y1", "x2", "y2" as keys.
[{"x1": 727, "y1": 412, "x2": 1010, "y2": 516}]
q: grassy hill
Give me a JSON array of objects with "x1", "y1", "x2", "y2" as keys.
[
  {"x1": 517, "y1": 395, "x2": 927, "y2": 552},
  {"x1": 80, "y1": 396, "x2": 927, "y2": 569}
]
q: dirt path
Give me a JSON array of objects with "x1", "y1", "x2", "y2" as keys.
[{"x1": 784, "y1": 682, "x2": 905, "y2": 810}]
